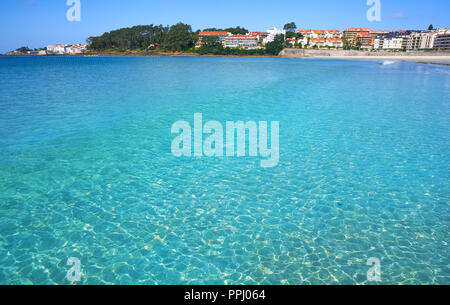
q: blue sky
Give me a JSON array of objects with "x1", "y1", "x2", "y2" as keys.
[{"x1": 1, "y1": 0, "x2": 449, "y2": 53}]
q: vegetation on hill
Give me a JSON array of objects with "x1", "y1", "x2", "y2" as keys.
[
  {"x1": 202, "y1": 26, "x2": 249, "y2": 35},
  {"x1": 86, "y1": 23, "x2": 287, "y2": 56}
]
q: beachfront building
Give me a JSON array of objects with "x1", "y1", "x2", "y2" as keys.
[
  {"x1": 326, "y1": 30, "x2": 342, "y2": 38},
  {"x1": 47, "y1": 44, "x2": 67, "y2": 54},
  {"x1": 249, "y1": 32, "x2": 268, "y2": 42},
  {"x1": 46, "y1": 44, "x2": 88, "y2": 55},
  {"x1": 312, "y1": 30, "x2": 327, "y2": 38},
  {"x1": 326, "y1": 38, "x2": 343, "y2": 48},
  {"x1": 383, "y1": 37, "x2": 405, "y2": 50},
  {"x1": 198, "y1": 31, "x2": 230, "y2": 43},
  {"x1": 356, "y1": 33, "x2": 375, "y2": 50},
  {"x1": 310, "y1": 38, "x2": 327, "y2": 48},
  {"x1": 343, "y1": 28, "x2": 370, "y2": 44},
  {"x1": 263, "y1": 27, "x2": 286, "y2": 45},
  {"x1": 65, "y1": 44, "x2": 88, "y2": 55},
  {"x1": 434, "y1": 33, "x2": 450, "y2": 50},
  {"x1": 298, "y1": 30, "x2": 313, "y2": 39},
  {"x1": 373, "y1": 31, "x2": 411, "y2": 50},
  {"x1": 405, "y1": 32, "x2": 437, "y2": 50},
  {"x1": 224, "y1": 35, "x2": 258, "y2": 50}
]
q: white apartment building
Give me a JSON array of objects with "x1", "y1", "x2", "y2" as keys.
[
  {"x1": 326, "y1": 30, "x2": 342, "y2": 38},
  {"x1": 46, "y1": 44, "x2": 88, "y2": 55},
  {"x1": 310, "y1": 38, "x2": 327, "y2": 48},
  {"x1": 382, "y1": 37, "x2": 404, "y2": 50},
  {"x1": 327, "y1": 38, "x2": 343, "y2": 48},
  {"x1": 65, "y1": 44, "x2": 88, "y2": 55},
  {"x1": 297, "y1": 30, "x2": 313, "y2": 39},
  {"x1": 263, "y1": 27, "x2": 286, "y2": 45},
  {"x1": 405, "y1": 32, "x2": 437, "y2": 50}
]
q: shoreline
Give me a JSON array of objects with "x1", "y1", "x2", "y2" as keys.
[
  {"x1": 300, "y1": 55, "x2": 450, "y2": 66},
  {"x1": 3, "y1": 52, "x2": 450, "y2": 66},
  {"x1": 278, "y1": 49, "x2": 450, "y2": 66}
]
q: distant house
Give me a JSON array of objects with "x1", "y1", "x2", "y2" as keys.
[{"x1": 285, "y1": 37, "x2": 297, "y2": 46}]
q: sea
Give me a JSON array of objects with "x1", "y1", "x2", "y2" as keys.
[{"x1": 0, "y1": 56, "x2": 448, "y2": 284}]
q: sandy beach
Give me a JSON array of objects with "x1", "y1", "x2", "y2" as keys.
[{"x1": 309, "y1": 55, "x2": 450, "y2": 66}]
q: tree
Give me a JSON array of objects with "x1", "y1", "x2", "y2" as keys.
[
  {"x1": 202, "y1": 27, "x2": 248, "y2": 35},
  {"x1": 285, "y1": 31, "x2": 298, "y2": 39},
  {"x1": 284, "y1": 22, "x2": 297, "y2": 32},
  {"x1": 428, "y1": 24, "x2": 434, "y2": 31},
  {"x1": 265, "y1": 34, "x2": 285, "y2": 55},
  {"x1": 224, "y1": 26, "x2": 248, "y2": 35},
  {"x1": 16, "y1": 46, "x2": 31, "y2": 53},
  {"x1": 87, "y1": 24, "x2": 169, "y2": 50},
  {"x1": 162, "y1": 22, "x2": 194, "y2": 51}
]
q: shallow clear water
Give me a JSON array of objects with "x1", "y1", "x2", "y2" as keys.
[{"x1": 0, "y1": 56, "x2": 448, "y2": 285}]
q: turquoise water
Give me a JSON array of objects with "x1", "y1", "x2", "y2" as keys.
[{"x1": 0, "y1": 56, "x2": 448, "y2": 285}]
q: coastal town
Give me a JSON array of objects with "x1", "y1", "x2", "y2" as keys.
[
  {"x1": 197, "y1": 26, "x2": 450, "y2": 50},
  {"x1": 5, "y1": 25, "x2": 450, "y2": 56}
]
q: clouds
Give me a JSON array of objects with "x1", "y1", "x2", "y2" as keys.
[{"x1": 391, "y1": 12, "x2": 405, "y2": 19}]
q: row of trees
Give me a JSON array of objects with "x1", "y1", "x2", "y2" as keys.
[
  {"x1": 202, "y1": 26, "x2": 249, "y2": 35},
  {"x1": 88, "y1": 23, "x2": 195, "y2": 51}
]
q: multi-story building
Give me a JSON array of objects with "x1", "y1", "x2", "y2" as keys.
[
  {"x1": 326, "y1": 38, "x2": 343, "y2": 48},
  {"x1": 297, "y1": 30, "x2": 313, "y2": 39},
  {"x1": 47, "y1": 44, "x2": 66, "y2": 54},
  {"x1": 343, "y1": 28, "x2": 370, "y2": 44},
  {"x1": 405, "y1": 32, "x2": 436, "y2": 50},
  {"x1": 434, "y1": 33, "x2": 450, "y2": 50},
  {"x1": 249, "y1": 32, "x2": 268, "y2": 42},
  {"x1": 46, "y1": 44, "x2": 88, "y2": 55},
  {"x1": 65, "y1": 44, "x2": 88, "y2": 55},
  {"x1": 326, "y1": 30, "x2": 342, "y2": 38},
  {"x1": 263, "y1": 27, "x2": 286, "y2": 45},
  {"x1": 224, "y1": 35, "x2": 258, "y2": 50},
  {"x1": 312, "y1": 30, "x2": 327, "y2": 38},
  {"x1": 310, "y1": 38, "x2": 326, "y2": 48},
  {"x1": 198, "y1": 31, "x2": 230, "y2": 43},
  {"x1": 374, "y1": 31, "x2": 412, "y2": 50},
  {"x1": 383, "y1": 37, "x2": 404, "y2": 50},
  {"x1": 355, "y1": 34, "x2": 374, "y2": 49}
]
